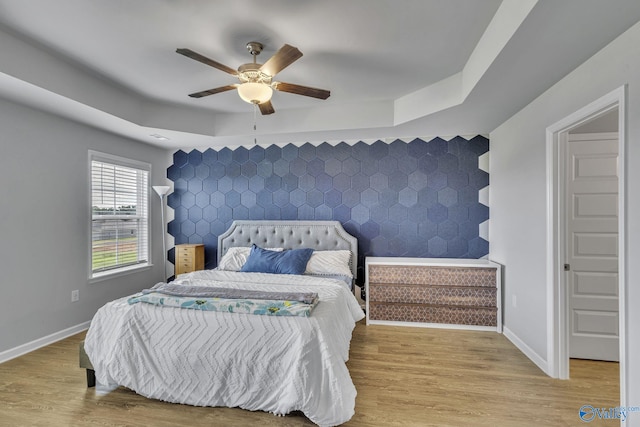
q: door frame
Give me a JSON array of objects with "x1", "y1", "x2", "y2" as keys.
[{"x1": 545, "y1": 85, "x2": 626, "y2": 399}]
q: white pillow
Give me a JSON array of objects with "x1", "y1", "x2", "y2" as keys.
[
  {"x1": 218, "y1": 246, "x2": 283, "y2": 271},
  {"x1": 305, "y1": 250, "x2": 353, "y2": 278}
]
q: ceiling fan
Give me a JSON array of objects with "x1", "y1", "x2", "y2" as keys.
[{"x1": 176, "y1": 42, "x2": 330, "y2": 115}]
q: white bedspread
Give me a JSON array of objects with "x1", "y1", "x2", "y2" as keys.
[{"x1": 84, "y1": 270, "x2": 365, "y2": 427}]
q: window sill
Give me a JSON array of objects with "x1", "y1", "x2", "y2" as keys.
[{"x1": 89, "y1": 263, "x2": 153, "y2": 284}]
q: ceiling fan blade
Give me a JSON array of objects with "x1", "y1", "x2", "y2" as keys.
[
  {"x1": 260, "y1": 44, "x2": 303, "y2": 76},
  {"x1": 259, "y1": 100, "x2": 275, "y2": 115},
  {"x1": 274, "y1": 82, "x2": 330, "y2": 100},
  {"x1": 176, "y1": 48, "x2": 238, "y2": 76},
  {"x1": 188, "y1": 84, "x2": 238, "y2": 98}
]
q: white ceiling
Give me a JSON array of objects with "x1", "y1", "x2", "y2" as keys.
[{"x1": 0, "y1": 0, "x2": 639, "y2": 149}]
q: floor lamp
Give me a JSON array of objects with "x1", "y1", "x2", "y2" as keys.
[{"x1": 152, "y1": 185, "x2": 171, "y2": 281}]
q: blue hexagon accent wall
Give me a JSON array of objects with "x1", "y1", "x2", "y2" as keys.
[{"x1": 167, "y1": 136, "x2": 490, "y2": 281}]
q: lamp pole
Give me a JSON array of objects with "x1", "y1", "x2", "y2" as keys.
[{"x1": 152, "y1": 186, "x2": 171, "y2": 281}]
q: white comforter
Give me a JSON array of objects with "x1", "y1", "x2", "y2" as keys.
[{"x1": 84, "y1": 270, "x2": 365, "y2": 427}]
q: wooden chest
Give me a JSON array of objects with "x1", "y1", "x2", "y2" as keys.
[{"x1": 174, "y1": 244, "x2": 205, "y2": 275}]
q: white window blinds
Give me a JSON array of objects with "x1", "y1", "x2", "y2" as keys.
[{"x1": 90, "y1": 152, "x2": 150, "y2": 276}]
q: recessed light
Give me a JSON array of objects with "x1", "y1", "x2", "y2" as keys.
[{"x1": 150, "y1": 133, "x2": 169, "y2": 141}]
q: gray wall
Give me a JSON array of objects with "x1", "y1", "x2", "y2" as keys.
[
  {"x1": 0, "y1": 97, "x2": 169, "y2": 354},
  {"x1": 491, "y1": 21, "x2": 640, "y2": 405}
]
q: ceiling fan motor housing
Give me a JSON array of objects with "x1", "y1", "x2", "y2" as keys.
[
  {"x1": 238, "y1": 63, "x2": 272, "y2": 85},
  {"x1": 245, "y1": 41, "x2": 264, "y2": 56}
]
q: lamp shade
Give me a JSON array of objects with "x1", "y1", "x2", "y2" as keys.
[
  {"x1": 237, "y1": 82, "x2": 273, "y2": 104},
  {"x1": 152, "y1": 185, "x2": 171, "y2": 197}
]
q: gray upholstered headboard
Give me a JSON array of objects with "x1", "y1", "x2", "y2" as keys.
[{"x1": 217, "y1": 220, "x2": 358, "y2": 279}]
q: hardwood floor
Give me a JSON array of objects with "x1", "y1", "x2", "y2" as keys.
[{"x1": 0, "y1": 322, "x2": 619, "y2": 427}]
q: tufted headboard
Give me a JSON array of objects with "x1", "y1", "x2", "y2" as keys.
[{"x1": 217, "y1": 220, "x2": 358, "y2": 279}]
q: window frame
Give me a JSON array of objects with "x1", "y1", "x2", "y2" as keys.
[{"x1": 88, "y1": 150, "x2": 152, "y2": 282}]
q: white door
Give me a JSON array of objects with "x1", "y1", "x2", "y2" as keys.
[{"x1": 566, "y1": 132, "x2": 619, "y2": 361}]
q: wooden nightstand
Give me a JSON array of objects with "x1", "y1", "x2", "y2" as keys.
[{"x1": 174, "y1": 244, "x2": 205, "y2": 275}]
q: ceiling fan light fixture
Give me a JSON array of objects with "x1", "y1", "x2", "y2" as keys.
[
  {"x1": 237, "y1": 82, "x2": 273, "y2": 104},
  {"x1": 177, "y1": 43, "x2": 329, "y2": 114}
]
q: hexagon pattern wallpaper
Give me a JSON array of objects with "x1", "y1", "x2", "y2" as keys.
[{"x1": 167, "y1": 136, "x2": 490, "y2": 281}]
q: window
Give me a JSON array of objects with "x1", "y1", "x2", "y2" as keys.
[{"x1": 90, "y1": 151, "x2": 150, "y2": 279}]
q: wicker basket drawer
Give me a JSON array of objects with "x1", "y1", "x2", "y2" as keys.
[
  {"x1": 369, "y1": 302, "x2": 498, "y2": 327},
  {"x1": 368, "y1": 265, "x2": 497, "y2": 287},
  {"x1": 368, "y1": 283, "x2": 496, "y2": 307}
]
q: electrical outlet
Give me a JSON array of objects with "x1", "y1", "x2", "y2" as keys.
[
  {"x1": 71, "y1": 289, "x2": 79, "y2": 302},
  {"x1": 512, "y1": 295, "x2": 517, "y2": 308}
]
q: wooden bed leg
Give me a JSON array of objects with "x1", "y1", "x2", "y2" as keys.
[{"x1": 86, "y1": 369, "x2": 96, "y2": 388}]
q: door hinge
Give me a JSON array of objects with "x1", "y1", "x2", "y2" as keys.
[{"x1": 564, "y1": 263, "x2": 571, "y2": 271}]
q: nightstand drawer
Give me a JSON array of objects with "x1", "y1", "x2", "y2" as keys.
[
  {"x1": 177, "y1": 254, "x2": 194, "y2": 262},
  {"x1": 177, "y1": 248, "x2": 193, "y2": 257},
  {"x1": 179, "y1": 263, "x2": 196, "y2": 273}
]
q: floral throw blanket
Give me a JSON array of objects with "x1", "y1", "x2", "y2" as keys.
[{"x1": 127, "y1": 282, "x2": 319, "y2": 317}]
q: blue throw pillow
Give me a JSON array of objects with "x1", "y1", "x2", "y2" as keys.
[{"x1": 240, "y1": 245, "x2": 314, "y2": 275}]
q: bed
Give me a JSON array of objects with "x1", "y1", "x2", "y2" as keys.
[{"x1": 83, "y1": 220, "x2": 365, "y2": 427}]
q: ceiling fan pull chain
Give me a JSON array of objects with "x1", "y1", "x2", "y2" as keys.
[{"x1": 253, "y1": 103, "x2": 258, "y2": 144}]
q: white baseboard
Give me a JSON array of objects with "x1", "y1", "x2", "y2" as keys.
[
  {"x1": 366, "y1": 318, "x2": 499, "y2": 332},
  {"x1": 0, "y1": 321, "x2": 91, "y2": 364},
  {"x1": 503, "y1": 325, "x2": 550, "y2": 376}
]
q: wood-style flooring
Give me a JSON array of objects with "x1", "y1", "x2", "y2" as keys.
[{"x1": 0, "y1": 322, "x2": 619, "y2": 426}]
